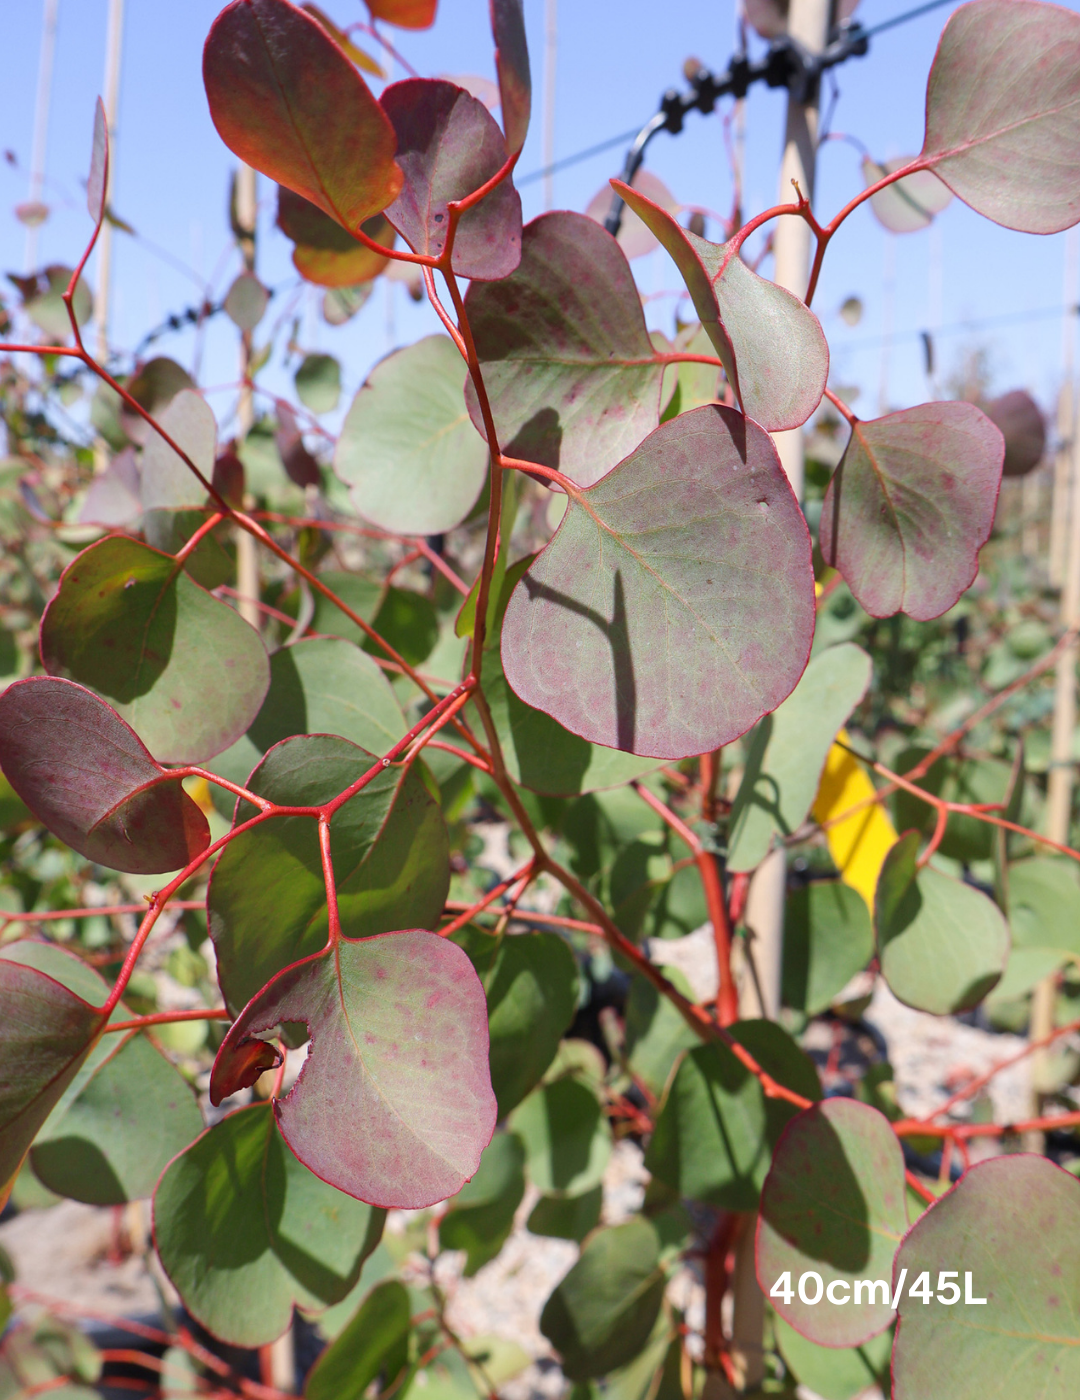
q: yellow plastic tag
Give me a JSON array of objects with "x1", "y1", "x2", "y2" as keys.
[{"x1": 812, "y1": 732, "x2": 898, "y2": 912}]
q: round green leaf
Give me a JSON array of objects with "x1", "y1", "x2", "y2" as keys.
[
  {"x1": 335, "y1": 336, "x2": 488, "y2": 535},
  {"x1": 454, "y1": 928, "x2": 580, "y2": 1116},
  {"x1": 727, "y1": 642, "x2": 871, "y2": 872},
  {"x1": 623, "y1": 969, "x2": 698, "y2": 1099},
  {"x1": 1007, "y1": 857, "x2": 1080, "y2": 955},
  {"x1": 206, "y1": 637, "x2": 406, "y2": 814},
  {"x1": 305, "y1": 1279, "x2": 411, "y2": 1400},
  {"x1": 892, "y1": 1155, "x2": 1080, "y2": 1398},
  {"x1": 464, "y1": 211, "x2": 664, "y2": 489},
  {"x1": 922, "y1": 0, "x2": 1080, "y2": 234},
  {"x1": 223, "y1": 271, "x2": 270, "y2": 331},
  {"x1": 528, "y1": 1185, "x2": 602, "y2": 1243},
  {"x1": 502, "y1": 405, "x2": 815, "y2": 759},
  {"x1": 41, "y1": 536, "x2": 270, "y2": 764},
  {"x1": 644, "y1": 1020, "x2": 821, "y2": 1209},
  {"x1": 31, "y1": 1031, "x2": 203, "y2": 1205},
  {"x1": 540, "y1": 1218, "x2": 666, "y2": 1380},
  {"x1": 756, "y1": 1098, "x2": 908, "y2": 1348},
  {"x1": 439, "y1": 1131, "x2": 525, "y2": 1275},
  {"x1": 154, "y1": 1103, "x2": 385, "y2": 1347},
  {"x1": 820, "y1": 403, "x2": 1004, "y2": 622},
  {"x1": 209, "y1": 932, "x2": 497, "y2": 1208},
  {"x1": 775, "y1": 1316, "x2": 892, "y2": 1400},
  {"x1": 510, "y1": 1075, "x2": 612, "y2": 1197},
  {"x1": 295, "y1": 353, "x2": 341, "y2": 414},
  {"x1": 875, "y1": 832, "x2": 1009, "y2": 1014},
  {"x1": 208, "y1": 733, "x2": 449, "y2": 1015},
  {"x1": 782, "y1": 881, "x2": 874, "y2": 1016}
]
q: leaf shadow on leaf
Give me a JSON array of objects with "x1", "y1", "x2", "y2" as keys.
[
  {"x1": 505, "y1": 407, "x2": 563, "y2": 471},
  {"x1": 763, "y1": 1112, "x2": 872, "y2": 1272},
  {"x1": 30, "y1": 1138, "x2": 124, "y2": 1205},
  {"x1": 73, "y1": 577, "x2": 178, "y2": 705},
  {"x1": 516, "y1": 570, "x2": 636, "y2": 752}
]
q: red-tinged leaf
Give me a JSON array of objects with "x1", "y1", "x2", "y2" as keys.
[
  {"x1": 381, "y1": 79, "x2": 522, "y2": 281},
  {"x1": 501, "y1": 405, "x2": 815, "y2": 760},
  {"x1": 275, "y1": 400, "x2": 321, "y2": 488},
  {"x1": 756, "y1": 1098, "x2": 908, "y2": 1348},
  {"x1": 614, "y1": 180, "x2": 828, "y2": 432},
  {"x1": 892, "y1": 1155, "x2": 1080, "y2": 1398},
  {"x1": 41, "y1": 536, "x2": 270, "y2": 765},
  {"x1": 0, "y1": 677, "x2": 209, "y2": 874},
  {"x1": 87, "y1": 98, "x2": 108, "y2": 224},
  {"x1": 367, "y1": 0, "x2": 437, "y2": 29},
  {"x1": 861, "y1": 155, "x2": 952, "y2": 234},
  {"x1": 921, "y1": 0, "x2": 1080, "y2": 234},
  {"x1": 490, "y1": 0, "x2": 530, "y2": 155},
  {"x1": 0, "y1": 954, "x2": 105, "y2": 1187},
  {"x1": 819, "y1": 402, "x2": 1003, "y2": 621},
  {"x1": 292, "y1": 219, "x2": 396, "y2": 287},
  {"x1": 464, "y1": 212, "x2": 664, "y2": 488},
  {"x1": 984, "y1": 389, "x2": 1046, "y2": 477},
  {"x1": 210, "y1": 931, "x2": 496, "y2": 1208},
  {"x1": 203, "y1": 0, "x2": 402, "y2": 233}
]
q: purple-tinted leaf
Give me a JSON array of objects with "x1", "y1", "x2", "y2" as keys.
[
  {"x1": 464, "y1": 212, "x2": 663, "y2": 488},
  {"x1": 140, "y1": 388, "x2": 216, "y2": 514},
  {"x1": 892, "y1": 1155, "x2": 1080, "y2": 1398},
  {"x1": 490, "y1": 0, "x2": 530, "y2": 156},
  {"x1": 78, "y1": 448, "x2": 141, "y2": 528},
  {"x1": 615, "y1": 181, "x2": 828, "y2": 432},
  {"x1": 203, "y1": 0, "x2": 402, "y2": 233},
  {"x1": 819, "y1": 402, "x2": 1003, "y2": 621},
  {"x1": 212, "y1": 448, "x2": 246, "y2": 509},
  {"x1": 921, "y1": 0, "x2": 1080, "y2": 234},
  {"x1": 501, "y1": 405, "x2": 815, "y2": 759},
  {"x1": 368, "y1": 0, "x2": 437, "y2": 28},
  {"x1": 87, "y1": 98, "x2": 108, "y2": 224},
  {"x1": 381, "y1": 79, "x2": 522, "y2": 281},
  {"x1": 275, "y1": 400, "x2": 321, "y2": 488},
  {"x1": 861, "y1": 156, "x2": 952, "y2": 234},
  {"x1": 585, "y1": 170, "x2": 679, "y2": 261},
  {"x1": 0, "y1": 677, "x2": 209, "y2": 873},
  {"x1": 744, "y1": 0, "x2": 859, "y2": 40},
  {"x1": 120, "y1": 356, "x2": 194, "y2": 446},
  {"x1": 210, "y1": 931, "x2": 496, "y2": 1208},
  {"x1": 984, "y1": 389, "x2": 1046, "y2": 477},
  {"x1": 0, "y1": 954, "x2": 104, "y2": 1188},
  {"x1": 756, "y1": 1098, "x2": 907, "y2": 1348},
  {"x1": 41, "y1": 536, "x2": 270, "y2": 765}
]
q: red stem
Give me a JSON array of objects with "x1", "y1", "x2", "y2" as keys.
[
  {"x1": 438, "y1": 860, "x2": 537, "y2": 940},
  {"x1": 103, "y1": 1008, "x2": 231, "y2": 1034}
]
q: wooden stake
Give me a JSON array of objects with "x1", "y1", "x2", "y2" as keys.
[{"x1": 234, "y1": 163, "x2": 260, "y2": 632}]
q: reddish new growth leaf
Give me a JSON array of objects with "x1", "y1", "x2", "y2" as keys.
[
  {"x1": 203, "y1": 0, "x2": 402, "y2": 233},
  {"x1": 0, "y1": 677, "x2": 209, "y2": 874},
  {"x1": 490, "y1": 0, "x2": 530, "y2": 156},
  {"x1": 0, "y1": 954, "x2": 105, "y2": 1187},
  {"x1": 277, "y1": 186, "x2": 395, "y2": 287},
  {"x1": 921, "y1": 0, "x2": 1080, "y2": 234},
  {"x1": 211, "y1": 931, "x2": 496, "y2": 1208},
  {"x1": 820, "y1": 402, "x2": 1003, "y2": 621},
  {"x1": 367, "y1": 0, "x2": 437, "y2": 28},
  {"x1": 381, "y1": 79, "x2": 522, "y2": 280},
  {"x1": 501, "y1": 406, "x2": 815, "y2": 760}
]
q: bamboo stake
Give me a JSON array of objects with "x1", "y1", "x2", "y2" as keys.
[
  {"x1": 234, "y1": 164, "x2": 261, "y2": 632},
  {"x1": 24, "y1": 0, "x2": 60, "y2": 275},
  {"x1": 93, "y1": 0, "x2": 125, "y2": 366}
]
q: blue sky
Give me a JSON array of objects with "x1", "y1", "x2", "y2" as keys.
[{"x1": 1, "y1": 0, "x2": 1076, "y2": 442}]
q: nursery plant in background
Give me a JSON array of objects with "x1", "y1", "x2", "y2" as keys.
[{"x1": 0, "y1": 0, "x2": 1079, "y2": 1397}]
